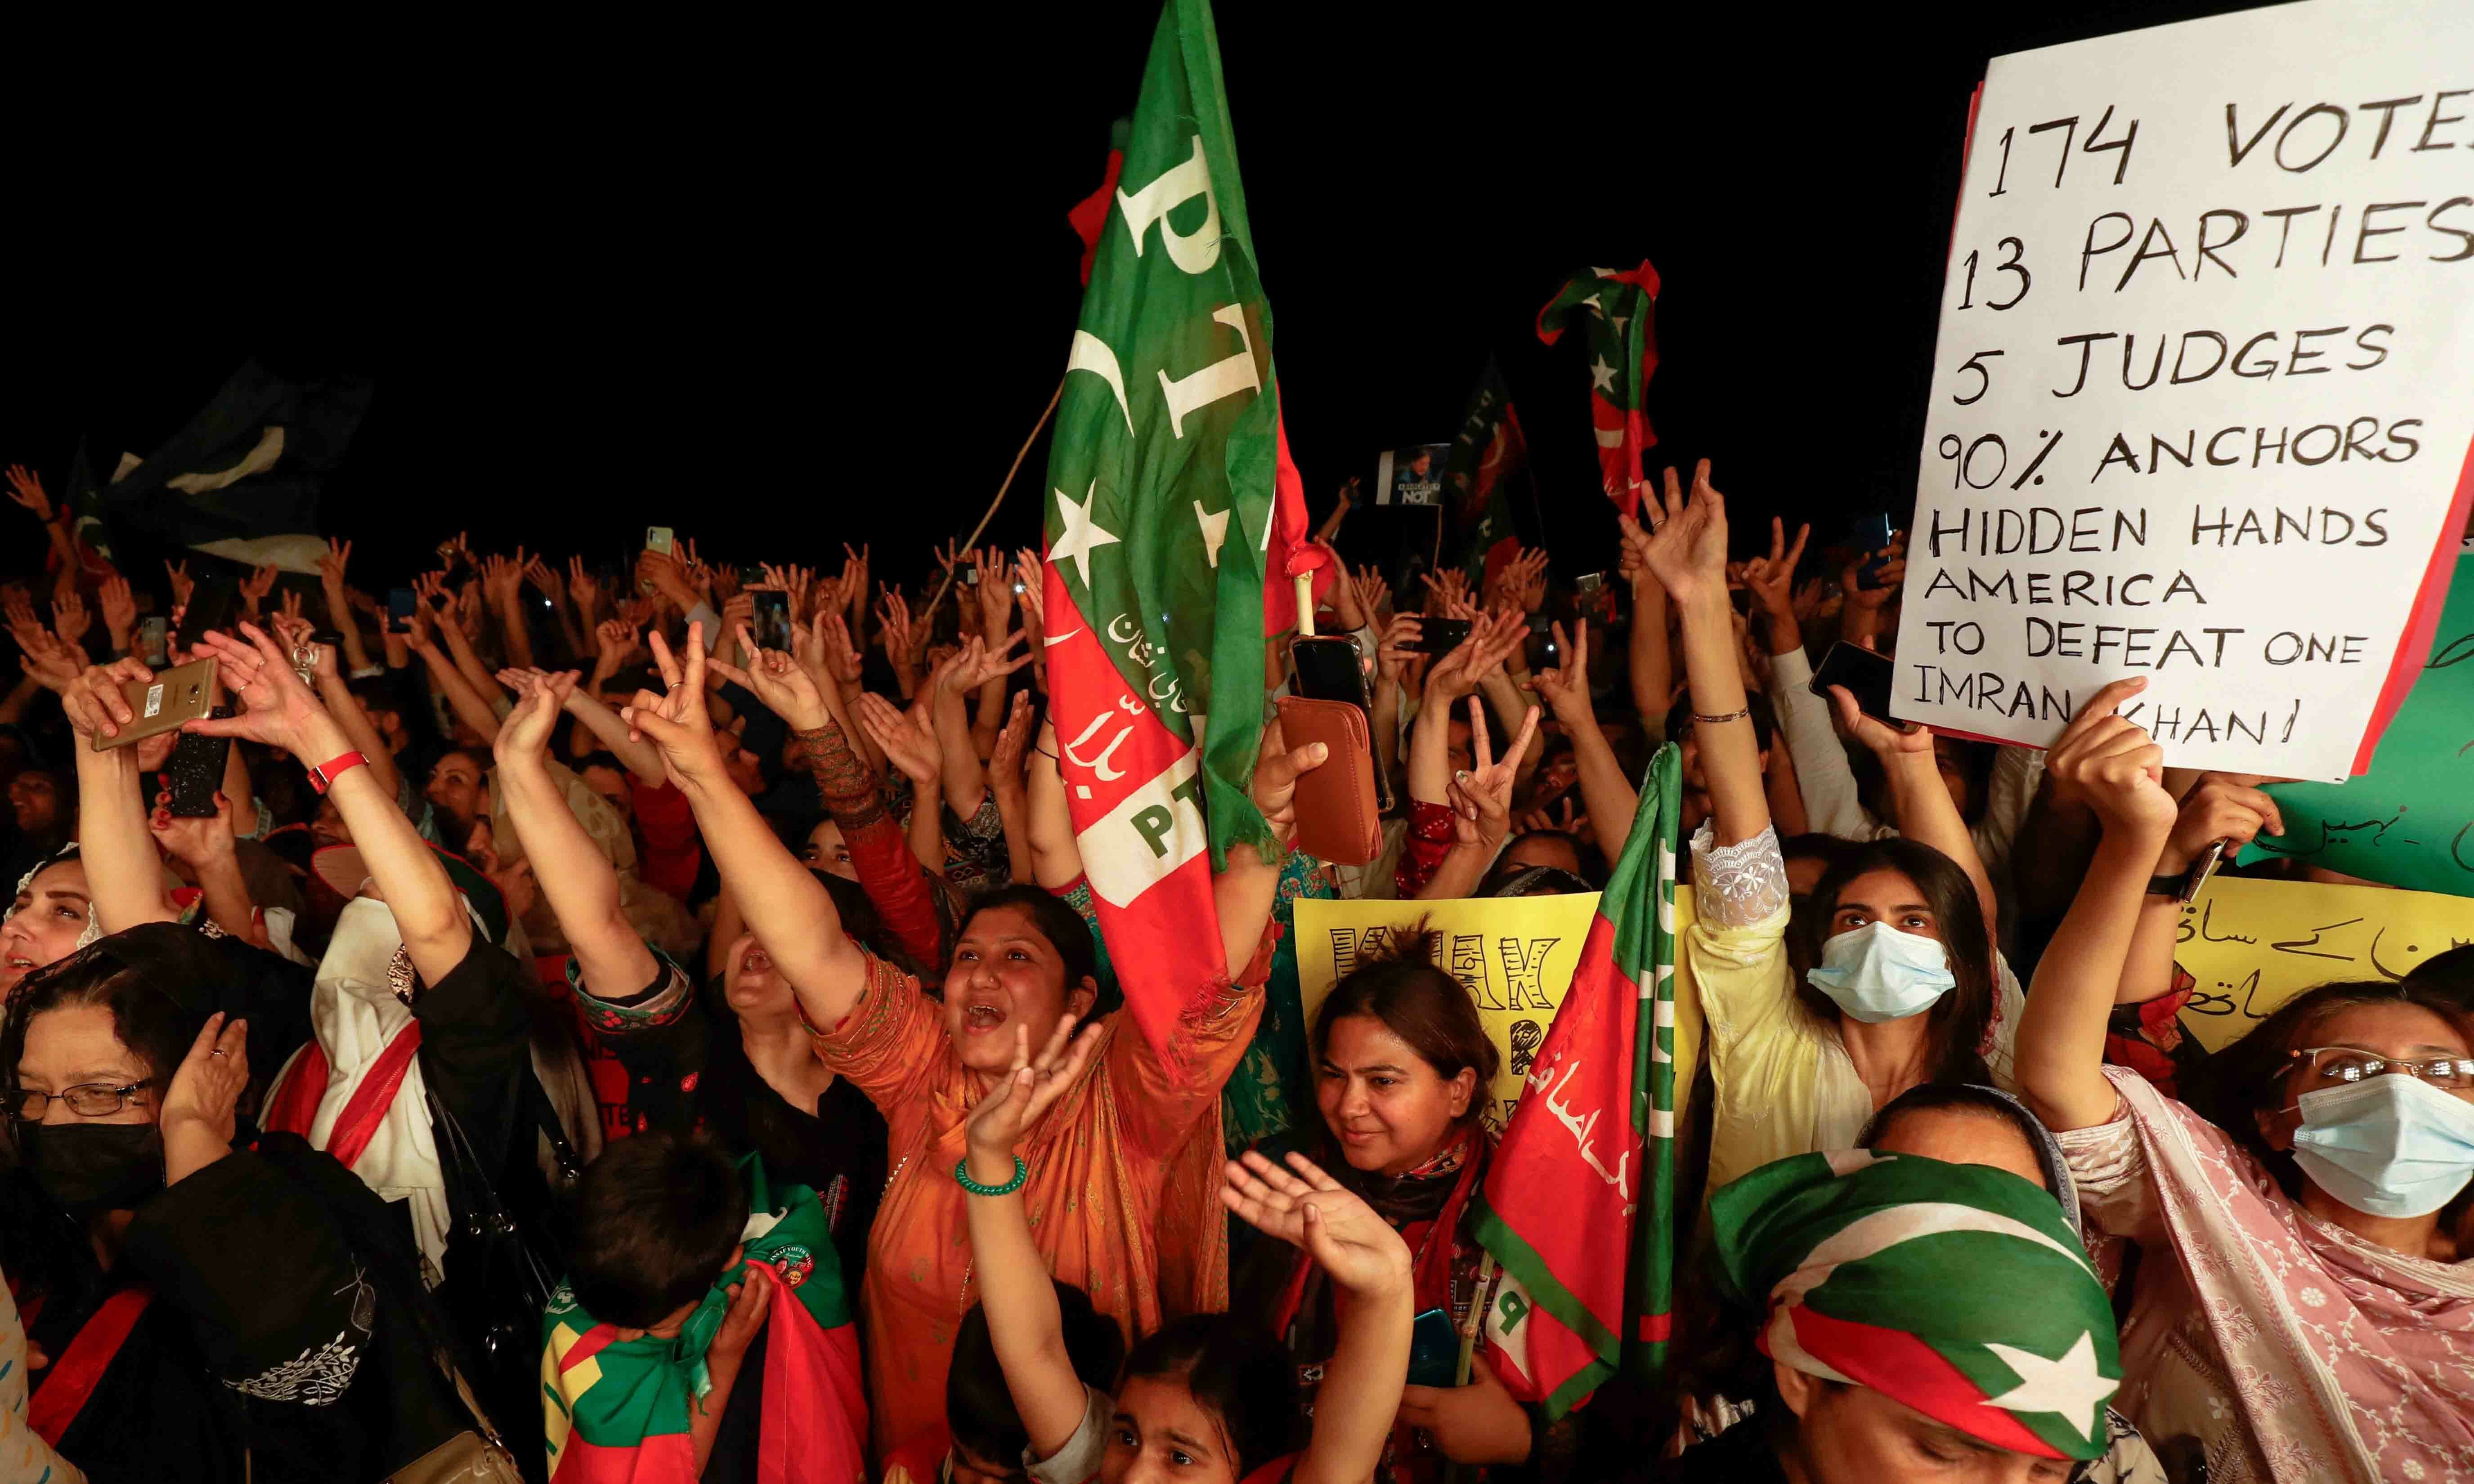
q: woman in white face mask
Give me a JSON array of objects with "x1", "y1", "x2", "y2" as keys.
[
  {"x1": 2018, "y1": 679, "x2": 2474, "y2": 1482},
  {"x1": 1629, "y1": 464, "x2": 2022, "y2": 1196}
]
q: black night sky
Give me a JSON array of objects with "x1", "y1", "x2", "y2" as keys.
[{"x1": 0, "y1": 0, "x2": 2272, "y2": 591}]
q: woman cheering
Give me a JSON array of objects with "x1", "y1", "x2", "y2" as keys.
[{"x1": 614, "y1": 626, "x2": 1323, "y2": 1448}]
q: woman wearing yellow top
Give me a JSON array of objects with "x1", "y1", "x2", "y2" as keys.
[{"x1": 1631, "y1": 464, "x2": 2017, "y2": 1193}]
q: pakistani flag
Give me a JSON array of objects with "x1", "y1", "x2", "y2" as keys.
[
  {"x1": 1040, "y1": 0, "x2": 1321, "y2": 1072},
  {"x1": 1442, "y1": 356, "x2": 1533, "y2": 587},
  {"x1": 1535, "y1": 261, "x2": 1661, "y2": 516},
  {"x1": 1709, "y1": 1151, "x2": 2123, "y2": 1462},
  {"x1": 1473, "y1": 742, "x2": 1680, "y2": 1418},
  {"x1": 71, "y1": 359, "x2": 375, "y2": 572}
]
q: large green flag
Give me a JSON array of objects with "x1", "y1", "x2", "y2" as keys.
[{"x1": 1038, "y1": 0, "x2": 1319, "y2": 1067}]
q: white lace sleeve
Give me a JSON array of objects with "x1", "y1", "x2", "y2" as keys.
[{"x1": 1690, "y1": 821, "x2": 1791, "y2": 928}]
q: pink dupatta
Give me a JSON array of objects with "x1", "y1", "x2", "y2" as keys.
[{"x1": 2102, "y1": 1066, "x2": 2474, "y2": 1483}]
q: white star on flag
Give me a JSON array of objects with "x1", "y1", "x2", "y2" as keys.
[
  {"x1": 1051, "y1": 483, "x2": 1122, "y2": 587},
  {"x1": 1612, "y1": 315, "x2": 1630, "y2": 334},
  {"x1": 1582, "y1": 294, "x2": 1605, "y2": 317},
  {"x1": 1590, "y1": 357, "x2": 1617, "y2": 393},
  {"x1": 1590, "y1": 265, "x2": 1618, "y2": 277},
  {"x1": 1193, "y1": 500, "x2": 1231, "y2": 568},
  {"x1": 1982, "y1": 1331, "x2": 2119, "y2": 1445}
]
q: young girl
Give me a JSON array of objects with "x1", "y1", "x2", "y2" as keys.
[{"x1": 962, "y1": 1017, "x2": 1413, "y2": 1484}]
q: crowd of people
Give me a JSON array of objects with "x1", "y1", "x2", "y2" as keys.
[{"x1": 0, "y1": 453, "x2": 2463, "y2": 1484}]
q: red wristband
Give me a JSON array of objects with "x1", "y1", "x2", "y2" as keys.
[{"x1": 306, "y1": 751, "x2": 368, "y2": 795}]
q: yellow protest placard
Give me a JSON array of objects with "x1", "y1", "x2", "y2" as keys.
[
  {"x1": 2174, "y1": 876, "x2": 2474, "y2": 1054},
  {"x1": 1294, "y1": 890, "x2": 1702, "y2": 1138}
]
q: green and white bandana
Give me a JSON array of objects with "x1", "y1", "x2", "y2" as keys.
[{"x1": 1708, "y1": 1150, "x2": 2122, "y2": 1462}]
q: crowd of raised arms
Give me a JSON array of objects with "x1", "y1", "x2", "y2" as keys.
[{"x1": 0, "y1": 455, "x2": 2464, "y2": 1484}]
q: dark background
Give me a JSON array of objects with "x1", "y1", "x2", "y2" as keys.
[{"x1": 0, "y1": 0, "x2": 2269, "y2": 593}]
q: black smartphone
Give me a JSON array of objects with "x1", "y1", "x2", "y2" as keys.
[
  {"x1": 1406, "y1": 617, "x2": 1472, "y2": 656},
  {"x1": 1809, "y1": 640, "x2": 1898, "y2": 725},
  {"x1": 386, "y1": 588, "x2": 417, "y2": 635},
  {"x1": 1289, "y1": 635, "x2": 1394, "y2": 812},
  {"x1": 1407, "y1": 1306, "x2": 1458, "y2": 1388},
  {"x1": 174, "y1": 576, "x2": 238, "y2": 654},
  {"x1": 750, "y1": 590, "x2": 794, "y2": 653},
  {"x1": 161, "y1": 722, "x2": 233, "y2": 818},
  {"x1": 1848, "y1": 511, "x2": 1895, "y2": 590}
]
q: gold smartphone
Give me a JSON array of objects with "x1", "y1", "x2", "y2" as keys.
[{"x1": 93, "y1": 657, "x2": 218, "y2": 751}]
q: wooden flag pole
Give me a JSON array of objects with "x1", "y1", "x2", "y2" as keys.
[{"x1": 926, "y1": 374, "x2": 1067, "y2": 618}]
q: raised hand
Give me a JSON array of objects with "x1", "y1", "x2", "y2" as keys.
[
  {"x1": 524, "y1": 556, "x2": 564, "y2": 604},
  {"x1": 1419, "y1": 567, "x2": 1470, "y2": 617},
  {"x1": 974, "y1": 547, "x2": 1014, "y2": 636},
  {"x1": 854, "y1": 690, "x2": 941, "y2": 786},
  {"x1": 186, "y1": 623, "x2": 331, "y2": 758},
  {"x1": 1352, "y1": 563, "x2": 1392, "y2": 627},
  {"x1": 1447, "y1": 694, "x2": 1539, "y2": 851},
  {"x1": 2160, "y1": 771, "x2": 2286, "y2": 876},
  {"x1": 1517, "y1": 797, "x2": 1587, "y2": 839},
  {"x1": 802, "y1": 608, "x2": 864, "y2": 688},
  {"x1": 1842, "y1": 530, "x2": 1908, "y2": 614},
  {"x1": 164, "y1": 559, "x2": 195, "y2": 614},
  {"x1": 3, "y1": 464, "x2": 51, "y2": 521},
  {"x1": 619, "y1": 626, "x2": 730, "y2": 789},
  {"x1": 149, "y1": 784, "x2": 240, "y2": 870},
  {"x1": 1740, "y1": 516, "x2": 1810, "y2": 620},
  {"x1": 1247, "y1": 715, "x2": 1329, "y2": 845},
  {"x1": 51, "y1": 592, "x2": 91, "y2": 647},
  {"x1": 493, "y1": 669, "x2": 577, "y2": 764},
  {"x1": 1424, "y1": 605, "x2": 1528, "y2": 706},
  {"x1": 964, "y1": 1015, "x2": 1106, "y2": 1160},
  {"x1": 1528, "y1": 618, "x2": 1593, "y2": 724},
  {"x1": 1824, "y1": 679, "x2": 1934, "y2": 759},
  {"x1": 567, "y1": 556, "x2": 601, "y2": 614},
  {"x1": 1634, "y1": 460, "x2": 1730, "y2": 605},
  {"x1": 317, "y1": 536, "x2": 352, "y2": 594},
  {"x1": 988, "y1": 690, "x2": 1035, "y2": 792},
  {"x1": 592, "y1": 617, "x2": 640, "y2": 680},
  {"x1": 937, "y1": 631, "x2": 1033, "y2": 696},
  {"x1": 99, "y1": 573, "x2": 136, "y2": 651},
  {"x1": 159, "y1": 1012, "x2": 249, "y2": 1181},
  {"x1": 238, "y1": 564, "x2": 278, "y2": 617},
  {"x1": 1012, "y1": 550, "x2": 1046, "y2": 631},
  {"x1": 2045, "y1": 677, "x2": 2176, "y2": 838},
  {"x1": 58, "y1": 658, "x2": 155, "y2": 740},
  {"x1": 1375, "y1": 612, "x2": 1422, "y2": 692},
  {"x1": 1491, "y1": 546, "x2": 1550, "y2": 614},
  {"x1": 839, "y1": 543, "x2": 870, "y2": 615},
  {"x1": 711, "y1": 628, "x2": 830, "y2": 731},
  {"x1": 1219, "y1": 1149, "x2": 1412, "y2": 1300}
]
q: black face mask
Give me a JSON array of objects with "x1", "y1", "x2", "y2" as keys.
[{"x1": 21, "y1": 1122, "x2": 164, "y2": 1219}]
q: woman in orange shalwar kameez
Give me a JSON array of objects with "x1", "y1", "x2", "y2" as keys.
[{"x1": 616, "y1": 626, "x2": 1327, "y2": 1450}]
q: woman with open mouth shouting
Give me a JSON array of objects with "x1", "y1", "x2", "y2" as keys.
[{"x1": 614, "y1": 623, "x2": 1326, "y2": 1453}]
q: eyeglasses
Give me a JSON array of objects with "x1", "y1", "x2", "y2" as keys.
[
  {"x1": 14, "y1": 1083, "x2": 149, "y2": 1120},
  {"x1": 2287, "y1": 1046, "x2": 2474, "y2": 1092}
]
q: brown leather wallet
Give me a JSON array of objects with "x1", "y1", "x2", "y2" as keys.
[{"x1": 1275, "y1": 695, "x2": 1382, "y2": 865}]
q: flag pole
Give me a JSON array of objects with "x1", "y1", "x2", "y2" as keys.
[{"x1": 926, "y1": 373, "x2": 1067, "y2": 618}]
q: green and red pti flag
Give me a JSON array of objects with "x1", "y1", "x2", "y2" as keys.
[
  {"x1": 1708, "y1": 1151, "x2": 2123, "y2": 1462},
  {"x1": 1535, "y1": 261, "x2": 1661, "y2": 515},
  {"x1": 1443, "y1": 356, "x2": 1532, "y2": 588},
  {"x1": 1040, "y1": 0, "x2": 1323, "y2": 1073},
  {"x1": 1474, "y1": 742, "x2": 1681, "y2": 1418}
]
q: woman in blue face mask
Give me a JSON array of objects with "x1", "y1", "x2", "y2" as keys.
[
  {"x1": 1630, "y1": 466, "x2": 2035, "y2": 1197},
  {"x1": 2017, "y1": 679, "x2": 2474, "y2": 1481}
]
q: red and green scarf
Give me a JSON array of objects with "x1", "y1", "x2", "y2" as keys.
[{"x1": 542, "y1": 1155, "x2": 866, "y2": 1483}]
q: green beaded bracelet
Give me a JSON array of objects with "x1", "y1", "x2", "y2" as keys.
[{"x1": 955, "y1": 1154, "x2": 1029, "y2": 1197}]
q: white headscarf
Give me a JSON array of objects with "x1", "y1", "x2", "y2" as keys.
[{"x1": 4, "y1": 845, "x2": 102, "y2": 951}]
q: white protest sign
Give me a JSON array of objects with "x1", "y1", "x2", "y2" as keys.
[{"x1": 1891, "y1": 0, "x2": 2474, "y2": 780}]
